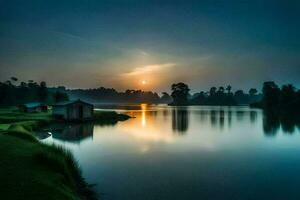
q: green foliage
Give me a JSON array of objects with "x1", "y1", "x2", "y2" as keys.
[
  {"x1": 0, "y1": 108, "x2": 54, "y2": 124},
  {"x1": 172, "y1": 83, "x2": 261, "y2": 106},
  {"x1": 3, "y1": 127, "x2": 38, "y2": 143},
  {"x1": 160, "y1": 92, "x2": 173, "y2": 104},
  {"x1": 34, "y1": 146, "x2": 78, "y2": 189},
  {"x1": 262, "y1": 81, "x2": 281, "y2": 109},
  {"x1": 0, "y1": 109, "x2": 100, "y2": 199},
  {"x1": 38, "y1": 81, "x2": 48, "y2": 102},
  {"x1": 0, "y1": 78, "x2": 69, "y2": 106},
  {"x1": 0, "y1": 125, "x2": 97, "y2": 200},
  {"x1": 0, "y1": 124, "x2": 10, "y2": 130},
  {"x1": 55, "y1": 91, "x2": 69, "y2": 102},
  {"x1": 252, "y1": 81, "x2": 300, "y2": 115},
  {"x1": 68, "y1": 87, "x2": 161, "y2": 104},
  {"x1": 249, "y1": 88, "x2": 258, "y2": 96},
  {"x1": 170, "y1": 82, "x2": 190, "y2": 105}
]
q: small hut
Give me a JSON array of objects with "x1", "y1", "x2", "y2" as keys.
[
  {"x1": 19, "y1": 103, "x2": 48, "y2": 113},
  {"x1": 52, "y1": 100, "x2": 93, "y2": 121}
]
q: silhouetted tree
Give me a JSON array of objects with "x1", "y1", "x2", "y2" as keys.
[
  {"x1": 251, "y1": 81, "x2": 300, "y2": 117},
  {"x1": 170, "y1": 82, "x2": 190, "y2": 105},
  {"x1": 209, "y1": 87, "x2": 217, "y2": 96},
  {"x1": 249, "y1": 88, "x2": 258, "y2": 96},
  {"x1": 38, "y1": 81, "x2": 48, "y2": 102},
  {"x1": 10, "y1": 77, "x2": 18, "y2": 82},
  {"x1": 235, "y1": 90, "x2": 244, "y2": 97},
  {"x1": 55, "y1": 91, "x2": 69, "y2": 102},
  {"x1": 67, "y1": 87, "x2": 161, "y2": 104},
  {"x1": 161, "y1": 92, "x2": 172, "y2": 104},
  {"x1": 190, "y1": 86, "x2": 237, "y2": 106},
  {"x1": 262, "y1": 81, "x2": 280, "y2": 110},
  {"x1": 280, "y1": 84, "x2": 296, "y2": 109},
  {"x1": 0, "y1": 78, "x2": 69, "y2": 106},
  {"x1": 226, "y1": 85, "x2": 232, "y2": 94},
  {"x1": 190, "y1": 91, "x2": 206, "y2": 104},
  {"x1": 218, "y1": 86, "x2": 225, "y2": 94}
]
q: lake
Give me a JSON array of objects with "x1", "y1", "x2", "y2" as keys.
[{"x1": 43, "y1": 105, "x2": 300, "y2": 200}]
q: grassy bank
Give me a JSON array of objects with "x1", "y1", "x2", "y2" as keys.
[
  {"x1": 0, "y1": 107, "x2": 55, "y2": 132},
  {"x1": 0, "y1": 108, "x2": 92, "y2": 199},
  {"x1": 0, "y1": 122, "x2": 97, "y2": 200},
  {"x1": 0, "y1": 107, "x2": 131, "y2": 130},
  {"x1": 0, "y1": 107, "x2": 131, "y2": 199},
  {"x1": 0, "y1": 107, "x2": 54, "y2": 124}
]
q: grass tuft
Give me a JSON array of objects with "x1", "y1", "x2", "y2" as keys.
[
  {"x1": 3, "y1": 125, "x2": 38, "y2": 143},
  {"x1": 34, "y1": 144, "x2": 97, "y2": 199}
]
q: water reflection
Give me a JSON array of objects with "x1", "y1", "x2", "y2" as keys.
[
  {"x1": 210, "y1": 110, "x2": 217, "y2": 128},
  {"x1": 219, "y1": 109, "x2": 225, "y2": 130},
  {"x1": 141, "y1": 104, "x2": 147, "y2": 127},
  {"x1": 250, "y1": 111, "x2": 257, "y2": 124},
  {"x1": 172, "y1": 107, "x2": 189, "y2": 134},
  {"x1": 193, "y1": 108, "x2": 257, "y2": 131},
  {"x1": 41, "y1": 123, "x2": 94, "y2": 142},
  {"x1": 236, "y1": 110, "x2": 245, "y2": 121},
  {"x1": 227, "y1": 110, "x2": 232, "y2": 128},
  {"x1": 43, "y1": 105, "x2": 300, "y2": 200},
  {"x1": 263, "y1": 112, "x2": 300, "y2": 136},
  {"x1": 41, "y1": 105, "x2": 300, "y2": 145}
]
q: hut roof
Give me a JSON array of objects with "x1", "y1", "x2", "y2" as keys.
[
  {"x1": 21, "y1": 102, "x2": 46, "y2": 108},
  {"x1": 53, "y1": 100, "x2": 93, "y2": 107}
]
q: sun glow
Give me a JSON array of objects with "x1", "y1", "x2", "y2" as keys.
[
  {"x1": 141, "y1": 80, "x2": 147, "y2": 85},
  {"x1": 141, "y1": 103, "x2": 147, "y2": 126}
]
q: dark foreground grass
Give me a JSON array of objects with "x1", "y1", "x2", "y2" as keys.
[
  {"x1": 0, "y1": 107, "x2": 54, "y2": 124},
  {"x1": 0, "y1": 108, "x2": 131, "y2": 200},
  {"x1": 0, "y1": 127, "x2": 97, "y2": 200},
  {"x1": 0, "y1": 107, "x2": 55, "y2": 132}
]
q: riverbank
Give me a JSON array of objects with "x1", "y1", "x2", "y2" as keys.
[
  {"x1": 0, "y1": 107, "x2": 131, "y2": 200},
  {"x1": 0, "y1": 127, "x2": 96, "y2": 200},
  {"x1": 0, "y1": 107, "x2": 131, "y2": 131}
]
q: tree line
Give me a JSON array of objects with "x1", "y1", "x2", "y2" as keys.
[
  {"x1": 251, "y1": 81, "x2": 300, "y2": 115},
  {"x1": 0, "y1": 77, "x2": 69, "y2": 106},
  {"x1": 2, "y1": 77, "x2": 298, "y2": 111},
  {"x1": 67, "y1": 87, "x2": 165, "y2": 104},
  {"x1": 170, "y1": 82, "x2": 262, "y2": 106}
]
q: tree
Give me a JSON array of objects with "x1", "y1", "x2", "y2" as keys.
[
  {"x1": 161, "y1": 92, "x2": 172, "y2": 104},
  {"x1": 209, "y1": 87, "x2": 217, "y2": 96},
  {"x1": 218, "y1": 86, "x2": 225, "y2": 94},
  {"x1": 280, "y1": 84, "x2": 296, "y2": 108},
  {"x1": 20, "y1": 82, "x2": 27, "y2": 88},
  {"x1": 171, "y1": 82, "x2": 190, "y2": 105},
  {"x1": 262, "y1": 81, "x2": 280, "y2": 110},
  {"x1": 234, "y1": 90, "x2": 244, "y2": 97},
  {"x1": 249, "y1": 88, "x2": 258, "y2": 96},
  {"x1": 226, "y1": 85, "x2": 232, "y2": 94},
  {"x1": 38, "y1": 81, "x2": 48, "y2": 102},
  {"x1": 55, "y1": 91, "x2": 69, "y2": 102},
  {"x1": 10, "y1": 77, "x2": 18, "y2": 82},
  {"x1": 190, "y1": 91, "x2": 206, "y2": 104}
]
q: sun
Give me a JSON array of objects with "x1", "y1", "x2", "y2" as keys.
[{"x1": 141, "y1": 80, "x2": 147, "y2": 85}]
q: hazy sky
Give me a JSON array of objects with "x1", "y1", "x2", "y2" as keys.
[{"x1": 0, "y1": 0, "x2": 299, "y2": 92}]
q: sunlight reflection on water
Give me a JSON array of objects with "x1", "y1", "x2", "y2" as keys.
[{"x1": 42, "y1": 105, "x2": 300, "y2": 200}]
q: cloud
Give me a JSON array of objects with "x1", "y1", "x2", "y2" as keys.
[
  {"x1": 139, "y1": 50, "x2": 149, "y2": 56},
  {"x1": 122, "y1": 63, "x2": 176, "y2": 77}
]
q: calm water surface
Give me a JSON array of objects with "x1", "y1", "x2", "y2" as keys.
[{"x1": 43, "y1": 105, "x2": 300, "y2": 200}]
